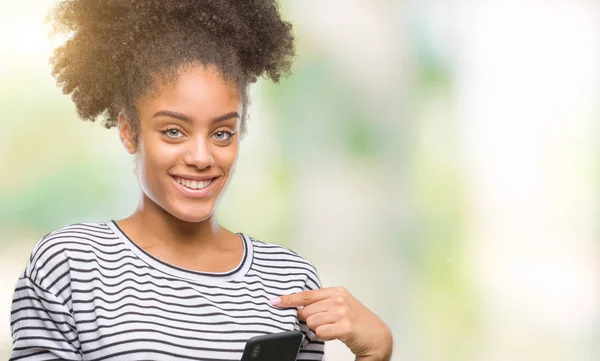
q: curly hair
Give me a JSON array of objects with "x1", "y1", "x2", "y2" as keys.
[{"x1": 48, "y1": 0, "x2": 295, "y2": 138}]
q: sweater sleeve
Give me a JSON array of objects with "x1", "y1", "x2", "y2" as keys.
[
  {"x1": 296, "y1": 262, "x2": 325, "y2": 361},
  {"x1": 10, "y1": 231, "x2": 81, "y2": 361},
  {"x1": 10, "y1": 274, "x2": 81, "y2": 361}
]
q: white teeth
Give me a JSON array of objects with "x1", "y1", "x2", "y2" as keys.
[{"x1": 176, "y1": 177, "x2": 212, "y2": 190}]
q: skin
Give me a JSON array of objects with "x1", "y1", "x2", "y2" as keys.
[
  {"x1": 117, "y1": 64, "x2": 244, "y2": 272},
  {"x1": 272, "y1": 288, "x2": 394, "y2": 361},
  {"x1": 115, "y1": 64, "x2": 393, "y2": 360}
]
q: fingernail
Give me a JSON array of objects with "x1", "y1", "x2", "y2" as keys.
[{"x1": 270, "y1": 297, "x2": 281, "y2": 306}]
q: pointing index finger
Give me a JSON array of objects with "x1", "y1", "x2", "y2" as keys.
[{"x1": 271, "y1": 288, "x2": 336, "y2": 308}]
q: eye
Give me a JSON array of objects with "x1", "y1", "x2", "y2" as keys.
[
  {"x1": 162, "y1": 127, "x2": 184, "y2": 139},
  {"x1": 212, "y1": 130, "x2": 236, "y2": 143}
]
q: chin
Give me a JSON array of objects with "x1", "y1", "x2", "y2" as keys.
[{"x1": 168, "y1": 204, "x2": 216, "y2": 224}]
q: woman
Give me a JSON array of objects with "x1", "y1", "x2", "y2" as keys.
[{"x1": 10, "y1": 1, "x2": 393, "y2": 360}]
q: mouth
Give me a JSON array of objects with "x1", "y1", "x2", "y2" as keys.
[
  {"x1": 171, "y1": 176, "x2": 219, "y2": 198},
  {"x1": 172, "y1": 176, "x2": 216, "y2": 190}
]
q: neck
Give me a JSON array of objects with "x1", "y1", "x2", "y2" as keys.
[
  {"x1": 116, "y1": 194, "x2": 242, "y2": 273},
  {"x1": 124, "y1": 193, "x2": 225, "y2": 252}
]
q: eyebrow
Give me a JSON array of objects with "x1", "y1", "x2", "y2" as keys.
[{"x1": 152, "y1": 110, "x2": 240, "y2": 124}]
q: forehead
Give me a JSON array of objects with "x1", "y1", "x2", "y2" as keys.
[{"x1": 136, "y1": 65, "x2": 241, "y2": 121}]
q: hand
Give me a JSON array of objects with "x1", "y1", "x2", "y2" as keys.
[{"x1": 271, "y1": 287, "x2": 393, "y2": 361}]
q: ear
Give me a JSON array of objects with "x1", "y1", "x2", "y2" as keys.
[{"x1": 118, "y1": 113, "x2": 137, "y2": 154}]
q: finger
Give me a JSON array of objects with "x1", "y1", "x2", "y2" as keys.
[
  {"x1": 314, "y1": 323, "x2": 346, "y2": 342},
  {"x1": 297, "y1": 298, "x2": 337, "y2": 321},
  {"x1": 270, "y1": 288, "x2": 338, "y2": 308},
  {"x1": 304, "y1": 310, "x2": 339, "y2": 331}
]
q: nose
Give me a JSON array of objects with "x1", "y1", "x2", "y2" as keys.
[{"x1": 183, "y1": 136, "x2": 214, "y2": 170}]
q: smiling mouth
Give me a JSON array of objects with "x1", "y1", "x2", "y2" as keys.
[{"x1": 172, "y1": 176, "x2": 216, "y2": 190}]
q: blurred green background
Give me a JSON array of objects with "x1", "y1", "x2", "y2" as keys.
[{"x1": 1, "y1": 0, "x2": 599, "y2": 360}]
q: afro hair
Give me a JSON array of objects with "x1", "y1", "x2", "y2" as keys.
[{"x1": 48, "y1": 0, "x2": 296, "y2": 136}]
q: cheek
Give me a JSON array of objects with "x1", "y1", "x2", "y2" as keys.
[
  {"x1": 137, "y1": 139, "x2": 180, "y2": 181},
  {"x1": 215, "y1": 143, "x2": 240, "y2": 174}
]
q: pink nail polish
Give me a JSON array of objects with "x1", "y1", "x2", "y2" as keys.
[{"x1": 270, "y1": 297, "x2": 281, "y2": 306}]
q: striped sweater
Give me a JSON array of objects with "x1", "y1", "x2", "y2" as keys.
[{"x1": 10, "y1": 221, "x2": 325, "y2": 360}]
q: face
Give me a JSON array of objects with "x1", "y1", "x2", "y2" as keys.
[{"x1": 119, "y1": 65, "x2": 242, "y2": 223}]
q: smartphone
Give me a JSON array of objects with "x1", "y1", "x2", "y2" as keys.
[{"x1": 240, "y1": 330, "x2": 304, "y2": 361}]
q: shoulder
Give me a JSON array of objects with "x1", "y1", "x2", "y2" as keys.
[
  {"x1": 31, "y1": 222, "x2": 118, "y2": 261},
  {"x1": 248, "y1": 235, "x2": 315, "y2": 266},
  {"x1": 246, "y1": 235, "x2": 322, "y2": 290},
  {"x1": 26, "y1": 221, "x2": 120, "y2": 282}
]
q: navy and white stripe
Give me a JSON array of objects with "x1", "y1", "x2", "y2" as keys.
[{"x1": 10, "y1": 222, "x2": 325, "y2": 360}]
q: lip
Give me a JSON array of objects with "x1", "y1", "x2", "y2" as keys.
[
  {"x1": 171, "y1": 174, "x2": 219, "y2": 182},
  {"x1": 171, "y1": 175, "x2": 219, "y2": 198}
]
